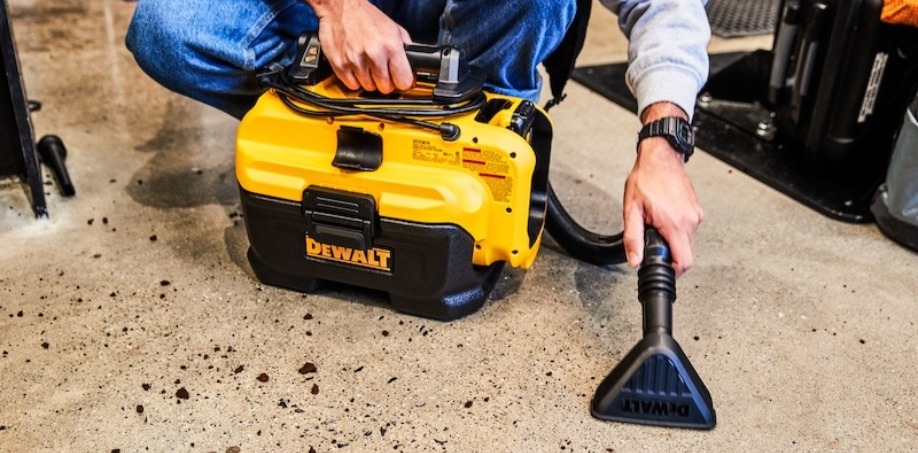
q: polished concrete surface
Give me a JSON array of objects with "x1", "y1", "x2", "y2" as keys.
[{"x1": 1, "y1": 1, "x2": 916, "y2": 451}]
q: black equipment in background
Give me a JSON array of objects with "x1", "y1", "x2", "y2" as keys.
[
  {"x1": 572, "y1": 0, "x2": 918, "y2": 223},
  {"x1": 0, "y1": 0, "x2": 74, "y2": 218},
  {"x1": 771, "y1": 0, "x2": 918, "y2": 173}
]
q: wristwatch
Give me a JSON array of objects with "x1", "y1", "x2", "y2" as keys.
[{"x1": 637, "y1": 116, "x2": 695, "y2": 162}]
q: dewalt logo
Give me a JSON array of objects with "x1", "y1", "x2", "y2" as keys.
[
  {"x1": 306, "y1": 237, "x2": 392, "y2": 272},
  {"x1": 621, "y1": 398, "x2": 690, "y2": 418}
]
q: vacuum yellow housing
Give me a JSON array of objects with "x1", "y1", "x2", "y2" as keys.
[{"x1": 236, "y1": 75, "x2": 552, "y2": 320}]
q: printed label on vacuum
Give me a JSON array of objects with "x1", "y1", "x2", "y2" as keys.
[
  {"x1": 858, "y1": 52, "x2": 888, "y2": 123},
  {"x1": 412, "y1": 139, "x2": 460, "y2": 166},
  {"x1": 306, "y1": 237, "x2": 392, "y2": 272},
  {"x1": 461, "y1": 147, "x2": 514, "y2": 202}
]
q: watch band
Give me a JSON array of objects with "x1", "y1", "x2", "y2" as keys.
[{"x1": 637, "y1": 116, "x2": 695, "y2": 162}]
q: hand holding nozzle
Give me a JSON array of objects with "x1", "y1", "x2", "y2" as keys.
[{"x1": 591, "y1": 225, "x2": 716, "y2": 429}]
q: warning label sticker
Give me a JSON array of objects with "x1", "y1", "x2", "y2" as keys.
[
  {"x1": 412, "y1": 139, "x2": 460, "y2": 166},
  {"x1": 462, "y1": 147, "x2": 514, "y2": 202}
]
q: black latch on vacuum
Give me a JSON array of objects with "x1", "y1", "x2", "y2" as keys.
[
  {"x1": 303, "y1": 187, "x2": 378, "y2": 250},
  {"x1": 333, "y1": 126, "x2": 383, "y2": 171},
  {"x1": 288, "y1": 33, "x2": 331, "y2": 84}
]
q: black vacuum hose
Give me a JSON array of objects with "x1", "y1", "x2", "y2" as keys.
[{"x1": 544, "y1": 181, "x2": 627, "y2": 266}]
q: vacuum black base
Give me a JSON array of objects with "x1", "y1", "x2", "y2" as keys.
[
  {"x1": 247, "y1": 246, "x2": 505, "y2": 321},
  {"x1": 240, "y1": 188, "x2": 506, "y2": 321}
]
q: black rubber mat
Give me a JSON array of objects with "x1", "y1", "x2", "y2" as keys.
[{"x1": 706, "y1": 0, "x2": 781, "y2": 37}]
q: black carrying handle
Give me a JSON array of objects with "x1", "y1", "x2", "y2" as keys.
[
  {"x1": 286, "y1": 34, "x2": 483, "y2": 102},
  {"x1": 403, "y1": 42, "x2": 483, "y2": 102},
  {"x1": 403, "y1": 43, "x2": 448, "y2": 78},
  {"x1": 637, "y1": 227, "x2": 676, "y2": 336}
]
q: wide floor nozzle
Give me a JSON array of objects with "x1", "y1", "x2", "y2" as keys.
[
  {"x1": 591, "y1": 227, "x2": 716, "y2": 429},
  {"x1": 591, "y1": 333, "x2": 716, "y2": 429}
]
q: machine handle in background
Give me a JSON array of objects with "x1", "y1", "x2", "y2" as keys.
[
  {"x1": 790, "y1": 2, "x2": 829, "y2": 125},
  {"x1": 768, "y1": 0, "x2": 802, "y2": 105},
  {"x1": 37, "y1": 134, "x2": 75, "y2": 197}
]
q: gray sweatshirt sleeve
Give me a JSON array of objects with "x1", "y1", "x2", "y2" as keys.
[{"x1": 599, "y1": 0, "x2": 711, "y2": 119}]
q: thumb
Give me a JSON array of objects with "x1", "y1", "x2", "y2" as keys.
[
  {"x1": 399, "y1": 25, "x2": 412, "y2": 44},
  {"x1": 623, "y1": 207, "x2": 645, "y2": 269}
]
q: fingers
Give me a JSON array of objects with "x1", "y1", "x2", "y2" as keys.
[
  {"x1": 333, "y1": 44, "x2": 414, "y2": 94},
  {"x1": 625, "y1": 206, "x2": 697, "y2": 276},
  {"x1": 622, "y1": 144, "x2": 703, "y2": 277},
  {"x1": 623, "y1": 203, "x2": 645, "y2": 269},
  {"x1": 371, "y1": 46, "x2": 414, "y2": 93},
  {"x1": 339, "y1": 25, "x2": 413, "y2": 93},
  {"x1": 393, "y1": 25, "x2": 413, "y2": 90},
  {"x1": 658, "y1": 205, "x2": 703, "y2": 277},
  {"x1": 316, "y1": 6, "x2": 414, "y2": 94},
  {"x1": 664, "y1": 227, "x2": 694, "y2": 278},
  {"x1": 353, "y1": 59, "x2": 379, "y2": 92},
  {"x1": 335, "y1": 68, "x2": 362, "y2": 91},
  {"x1": 388, "y1": 52, "x2": 414, "y2": 91},
  {"x1": 629, "y1": 219, "x2": 698, "y2": 277}
]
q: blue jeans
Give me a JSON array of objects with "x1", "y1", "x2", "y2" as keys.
[{"x1": 126, "y1": 0, "x2": 576, "y2": 119}]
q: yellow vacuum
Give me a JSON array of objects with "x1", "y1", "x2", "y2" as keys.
[{"x1": 236, "y1": 35, "x2": 553, "y2": 320}]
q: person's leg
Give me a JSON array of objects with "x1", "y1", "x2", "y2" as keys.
[
  {"x1": 438, "y1": 0, "x2": 577, "y2": 101},
  {"x1": 126, "y1": 0, "x2": 319, "y2": 118},
  {"x1": 125, "y1": 0, "x2": 573, "y2": 117}
]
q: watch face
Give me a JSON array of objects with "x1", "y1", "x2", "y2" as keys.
[
  {"x1": 675, "y1": 120, "x2": 694, "y2": 149},
  {"x1": 673, "y1": 121, "x2": 695, "y2": 154}
]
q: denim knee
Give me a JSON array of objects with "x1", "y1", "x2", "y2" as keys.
[
  {"x1": 125, "y1": 2, "x2": 199, "y2": 99},
  {"x1": 126, "y1": 0, "x2": 322, "y2": 118}
]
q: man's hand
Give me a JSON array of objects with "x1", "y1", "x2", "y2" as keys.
[
  {"x1": 307, "y1": 0, "x2": 414, "y2": 93},
  {"x1": 623, "y1": 102, "x2": 704, "y2": 277}
]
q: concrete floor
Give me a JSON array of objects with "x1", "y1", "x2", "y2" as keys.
[{"x1": 1, "y1": 1, "x2": 916, "y2": 451}]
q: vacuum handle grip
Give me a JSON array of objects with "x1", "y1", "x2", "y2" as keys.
[
  {"x1": 286, "y1": 36, "x2": 462, "y2": 85},
  {"x1": 403, "y1": 43, "x2": 446, "y2": 76},
  {"x1": 286, "y1": 34, "x2": 482, "y2": 102},
  {"x1": 642, "y1": 227, "x2": 671, "y2": 267},
  {"x1": 638, "y1": 226, "x2": 675, "y2": 335}
]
